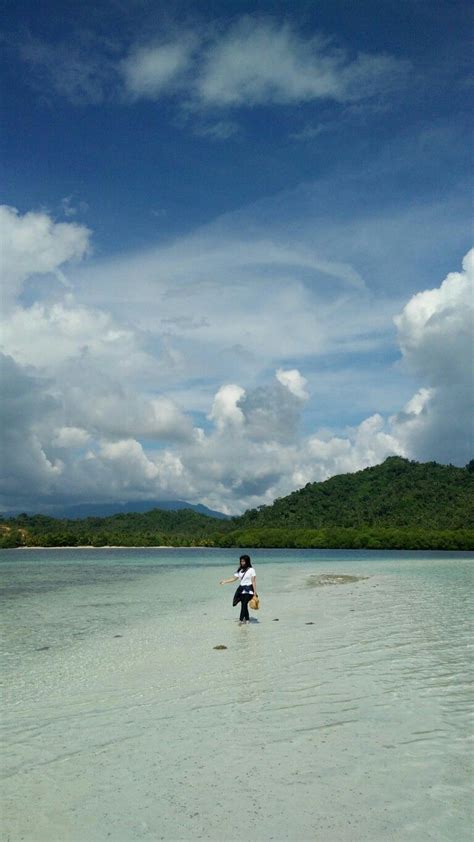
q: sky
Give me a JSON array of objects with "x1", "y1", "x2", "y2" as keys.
[{"x1": 0, "y1": 0, "x2": 473, "y2": 514}]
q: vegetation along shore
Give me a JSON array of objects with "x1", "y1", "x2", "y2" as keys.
[{"x1": 1, "y1": 458, "x2": 473, "y2": 551}]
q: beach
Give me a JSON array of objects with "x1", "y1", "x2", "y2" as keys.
[{"x1": 1, "y1": 548, "x2": 472, "y2": 841}]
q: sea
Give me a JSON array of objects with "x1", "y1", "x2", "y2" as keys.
[{"x1": 1, "y1": 548, "x2": 472, "y2": 841}]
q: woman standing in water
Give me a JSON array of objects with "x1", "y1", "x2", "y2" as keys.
[{"x1": 220, "y1": 554, "x2": 257, "y2": 625}]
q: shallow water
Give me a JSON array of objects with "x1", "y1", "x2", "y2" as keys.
[{"x1": 1, "y1": 548, "x2": 472, "y2": 841}]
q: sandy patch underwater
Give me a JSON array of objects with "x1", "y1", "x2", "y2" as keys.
[{"x1": 1, "y1": 548, "x2": 472, "y2": 841}]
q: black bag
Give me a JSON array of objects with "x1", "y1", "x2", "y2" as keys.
[{"x1": 232, "y1": 585, "x2": 243, "y2": 607}]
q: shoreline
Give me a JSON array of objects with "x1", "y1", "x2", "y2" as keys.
[
  {"x1": 9, "y1": 544, "x2": 216, "y2": 550},
  {"x1": 5, "y1": 544, "x2": 472, "y2": 554}
]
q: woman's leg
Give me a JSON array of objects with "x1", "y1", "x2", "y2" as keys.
[{"x1": 240, "y1": 594, "x2": 251, "y2": 622}]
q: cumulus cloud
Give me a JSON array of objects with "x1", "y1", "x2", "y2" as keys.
[
  {"x1": 5, "y1": 306, "x2": 193, "y2": 442},
  {"x1": 162, "y1": 398, "x2": 404, "y2": 514},
  {"x1": 395, "y1": 249, "x2": 473, "y2": 386},
  {"x1": 391, "y1": 249, "x2": 473, "y2": 464},
  {"x1": 0, "y1": 207, "x2": 198, "y2": 510},
  {"x1": 0, "y1": 201, "x2": 471, "y2": 513},
  {"x1": 52, "y1": 427, "x2": 91, "y2": 448},
  {"x1": 305, "y1": 414, "x2": 403, "y2": 482},
  {"x1": 99, "y1": 439, "x2": 161, "y2": 482},
  {"x1": 236, "y1": 374, "x2": 308, "y2": 443},
  {"x1": 209, "y1": 385, "x2": 246, "y2": 432},
  {"x1": 276, "y1": 368, "x2": 308, "y2": 400},
  {"x1": 0, "y1": 205, "x2": 90, "y2": 310},
  {"x1": 0, "y1": 354, "x2": 63, "y2": 500},
  {"x1": 2, "y1": 297, "x2": 144, "y2": 370},
  {"x1": 70, "y1": 390, "x2": 194, "y2": 442},
  {"x1": 183, "y1": 373, "x2": 309, "y2": 452}
]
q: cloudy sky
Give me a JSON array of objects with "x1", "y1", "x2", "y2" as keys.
[{"x1": 1, "y1": 0, "x2": 472, "y2": 514}]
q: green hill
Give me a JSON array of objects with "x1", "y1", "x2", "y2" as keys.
[
  {"x1": 1, "y1": 458, "x2": 473, "y2": 550},
  {"x1": 0, "y1": 507, "x2": 229, "y2": 548},
  {"x1": 236, "y1": 457, "x2": 474, "y2": 530}
]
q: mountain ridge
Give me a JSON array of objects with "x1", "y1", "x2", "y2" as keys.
[{"x1": 1, "y1": 499, "x2": 229, "y2": 520}]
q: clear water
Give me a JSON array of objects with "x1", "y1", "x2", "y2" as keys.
[{"x1": 1, "y1": 548, "x2": 472, "y2": 841}]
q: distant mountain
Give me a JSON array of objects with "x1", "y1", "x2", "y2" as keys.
[{"x1": 2, "y1": 500, "x2": 229, "y2": 520}]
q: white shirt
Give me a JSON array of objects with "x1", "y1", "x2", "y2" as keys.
[{"x1": 234, "y1": 567, "x2": 256, "y2": 589}]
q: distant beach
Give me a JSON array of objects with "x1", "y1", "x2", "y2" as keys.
[{"x1": 16, "y1": 544, "x2": 180, "y2": 549}]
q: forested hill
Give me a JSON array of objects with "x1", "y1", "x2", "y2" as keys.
[
  {"x1": 236, "y1": 457, "x2": 474, "y2": 530},
  {"x1": 0, "y1": 507, "x2": 230, "y2": 548},
  {"x1": 1, "y1": 457, "x2": 473, "y2": 549}
]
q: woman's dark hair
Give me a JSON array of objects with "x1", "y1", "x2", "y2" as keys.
[{"x1": 236, "y1": 554, "x2": 252, "y2": 573}]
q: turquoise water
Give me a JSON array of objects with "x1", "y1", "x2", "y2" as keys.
[{"x1": 1, "y1": 548, "x2": 472, "y2": 841}]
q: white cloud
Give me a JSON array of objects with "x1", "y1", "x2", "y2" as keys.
[
  {"x1": 236, "y1": 375, "x2": 306, "y2": 443},
  {"x1": 391, "y1": 249, "x2": 474, "y2": 464},
  {"x1": 99, "y1": 439, "x2": 161, "y2": 482},
  {"x1": 395, "y1": 248, "x2": 473, "y2": 386},
  {"x1": 276, "y1": 368, "x2": 309, "y2": 400},
  {"x1": 72, "y1": 230, "x2": 379, "y2": 387},
  {"x1": 2, "y1": 298, "x2": 139, "y2": 369},
  {"x1": 21, "y1": 18, "x2": 408, "y2": 117},
  {"x1": 196, "y1": 18, "x2": 409, "y2": 107},
  {"x1": 60, "y1": 195, "x2": 89, "y2": 218},
  {"x1": 0, "y1": 207, "x2": 197, "y2": 511},
  {"x1": 163, "y1": 400, "x2": 404, "y2": 514},
  {"x1": 0, "y1": 354, "x2": 64, "y2": 501},
  {"x1": 0, "y1": 205, "x2": 90, "y2": 310},
  {"x1": 192, "y1": 120, "x2": 240, "y2": 140},
  {"x1": 295, "y1": 413, "x2": 404, "y2": 488},
  {"x1": 121, "y1": 39, "x2": 194, "y2": 98},
  {"x1": 52, "y1": 426, "x2": 91, "y2": 448},
  {"x1": 403, "y1": 387, "x2": 434, "y2": 417},
  {"x1": 71, "y1": 390, "x2": 194, "y2": 442},
  {"x1": 209, "y1": 385, "x2": 246, "y2": 432},
  {"x1": 0, "y1": 199, "x2": 471, "y2": 513}
]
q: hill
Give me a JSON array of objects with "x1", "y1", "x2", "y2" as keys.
[
  {"x1": 0, "y1": 507, "x2": 229, "y2": 548},
  {"x1": 236, "y1": 457, "x2": 474, "y2": 530},
  {"x1": 1, "y1": 458, "x2": 473, "y2": 550}
]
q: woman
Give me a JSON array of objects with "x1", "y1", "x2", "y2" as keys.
[{"x1": 220, "y1": 554, "x2": 257, "y2": 625}]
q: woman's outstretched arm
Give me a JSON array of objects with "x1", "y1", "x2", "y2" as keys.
[{"x1": 220, "y1": 577, "x2": 238, "y2": 585}]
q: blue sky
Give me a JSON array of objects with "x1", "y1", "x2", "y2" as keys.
[{"x1": 0, "y1": 0, "x2": 472, "y2": 513}]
